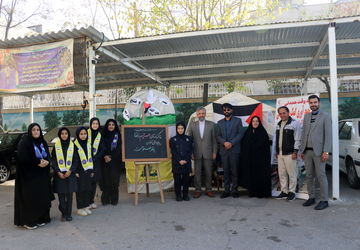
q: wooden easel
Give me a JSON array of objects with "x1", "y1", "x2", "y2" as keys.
[{"x1": 134, "y1": 161, "x2": 165, "y2": 206}]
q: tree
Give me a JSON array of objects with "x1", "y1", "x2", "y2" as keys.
[
  {"x1": 339, "y1": 97, "x2": 360, "y2": 120},
  {"x1": 0, "y1": 0, "x2": 47, "y2": 127},
  {"x1": 21, "y1": 123, "x2": 27, "y2": 131},
  {"x1": 175, "y1": 102, "x2": 201, "y2": 124},
  {"x1": 62, "y1": 110, "x2": 80, "y2": 126},
  {"x1": 3, "y1": 123, "x2": 8, "y2": 131},
  {"x1": 43, "y1": 111, "x2": 61, "y2": 130}
]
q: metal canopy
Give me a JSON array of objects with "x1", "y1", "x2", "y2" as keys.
[{"x1": 96, "y1": 16, "x2": 360, "y2": 86}]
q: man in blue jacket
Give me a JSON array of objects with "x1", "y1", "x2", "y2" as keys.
[{"x1": 216, "y1": 103, "x2": 244, "y2": 198}]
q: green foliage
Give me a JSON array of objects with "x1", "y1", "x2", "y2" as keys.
[
  {"x1": 21, "y1": 123, "x2": 27, "y2": 132},
  {"x1": 175, "y1": 103, "x2": 201, "y2": 124},
  {"x1": 43, "y1": 111, "x2": 61, "y2": 130},
  {"x1": 223, "y1": 81, "x2": 247, "y2": 93},
  {"x1": 3, "y1": 124, "x2": 8, "y2": 131},
  {"x1": 62, "y1": 110, "x2": 89, "y2": 126},
  {"x1": 339, "y1": 97, "x2": 360, "y2": 120}
]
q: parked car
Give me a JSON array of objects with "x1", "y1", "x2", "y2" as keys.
[
  {"x1": 327, "y1": 119, "x2": 360, "y2": 189},
  {"x1": 0, "y1": 132, "x2": 26, "y2": 183}
]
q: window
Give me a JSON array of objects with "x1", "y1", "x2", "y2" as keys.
[
  {"x1": 6, "y1": 134, "x2": 19, "y2": 146},
  {"x1": 339, "y1": 122, "x2": 353, "y2": 140},
  {"x1": 0, "y1": 134, "x2": 5, "y2": 145}
]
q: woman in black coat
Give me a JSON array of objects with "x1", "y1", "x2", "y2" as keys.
[
  {"x1": 51, "y1": 127, "x2": 78, "y2": 221},
  {"x1": 240, "y1": 116, "x2": 272, "y2": 198},
  {"x1": 100, "y1": 119, "x2": 122, "y2": 206},
  {"x1": 74, "y1": 127, "x2": 94, "y2": 216},
  {"x1": 88, "y1": 117, "x2": 105, "y2": 209},
  {"x1": 170, "y1": 122, "x2": 193, "y2": 201},
  {"x1": 14, "y1": 123, "x2": 53, "y2": 230}
]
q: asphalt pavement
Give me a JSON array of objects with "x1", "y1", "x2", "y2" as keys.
[{"x1": 0, "y1": 170, "x2": 359, "y2": 250}]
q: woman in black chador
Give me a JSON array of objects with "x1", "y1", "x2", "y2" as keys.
[
  {"x1": 88, "y1": 117, "x2": 105, "y2": 209},
  {"x1": 51, "y1": 127, "x2": 78, "y2": 221},
  {"x1": 14, "y1": 123, "x2": 53, "y2": 230},
  {"x1": 240, "y1": 116, "x2": 271, "y2": 198},
  {"x1": 170, "y1": 122, "x2": 193, "y2": 201},
  {"x1": 100, "y1": 119, "x2": 122, "y2": 206},
  {"x1": 74, "y1": 127, "x2": 94, "y2": 216}
]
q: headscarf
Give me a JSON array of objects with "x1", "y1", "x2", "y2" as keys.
[
  {"x1": 89, "y1": 117, "x2": 101, "y2": 143},
  {"x1": 102, "y1": 119, "x2": 120, "y2": 152},
  {"x1": 27, "y1": 123, "x2": 44, "y2": 145},
  {"x1": 75, "y1": 126, "x2": 88, "y2": 154},
  {"x1": 243, "y1": 116, "x2": 268, "y2": 145},
  {"x1": 58, "y1": 127, "x2": 71, "y2": 150},
  {"x1": 27, "y1": 123, "x2": 47, "y2": 159},
  {"x1": 176, "y1": 122, "x2": 186, "y2": 137}
]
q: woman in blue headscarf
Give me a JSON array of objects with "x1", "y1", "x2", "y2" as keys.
[{"x1": 14, "y1": 123, "x2": 53, "y2": 230}]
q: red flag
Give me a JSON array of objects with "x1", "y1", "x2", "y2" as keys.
[{"x1": 246, "y1": 103, "x2": 263, "y2": 124}]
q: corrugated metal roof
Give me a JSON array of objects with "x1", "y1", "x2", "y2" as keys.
[
  {"x1": 95, "y1": 15, "x2": 360, "y2": 86},
  {"x1": 0, "y1": 26, "x2": 106, "y2": 48}
]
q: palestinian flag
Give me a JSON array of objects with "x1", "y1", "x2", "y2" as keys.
[{"x1": 212, "y1": 103, "x2": 263, "y2": 126}]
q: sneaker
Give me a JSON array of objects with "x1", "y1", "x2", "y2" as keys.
[
  {"x1": 275, "y1": 192, "x2": 288, "y2": 199},
  {"x1": 37, "y1": 223, "x2": 46, "y2": 227},
  {"x1": 220, "y1": 192, "x2": 231, "y2": 199},
  {"x1": 85, "y1": 207, "x2": 92, "y2": 215},
  {"x1": 90, "y1": 203, "x2": 97, "y2": 209},
  {"x1": 77, "y1": 209, "x2": 88, "y2": 216},
  {"x1": 286, "y1": 192, "x2": 296, "y2": 201},
  {"x1": 183, "y1": 196, "x2": 190, "y2": 201},
  {"x1": 23, "y1": 225, "x2": 38, "y2": 230},
  {"x1": 176, "y1": 196, "x2": 183, "y2": 202},
  {"x1": 314, "y1": 201, "x2": 329, "y2": 210},
  {"x1": 232, "y1": 191, "x2": 240, "y2": 198},
  {"x1": 303, "y1": 198, "x2": 316, "y2": 207}
]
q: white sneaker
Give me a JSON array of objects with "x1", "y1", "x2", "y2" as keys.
[
  {"x1": 90, "y1": 203, "x2": 97, "y2": 209},
  {"x1": 84, "y1": 207, "x2": 92, "y2": 215},
  {"x1": 23, "y1": 225, "x2": 38, "y2": 230},
  {"x1": 77, "y1": 209, "x2": 87, "y2": 216}
]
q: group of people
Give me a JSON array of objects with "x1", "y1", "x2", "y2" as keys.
[
  {"x1": 14, "y1": 118, "x2": 122, "y2": 230},
  {"x1": 14, "y1": 94, "x2": 331, "y2": 230},
  {"x1": 170, "y1": 94, "x2": 331, "y2": 211}
]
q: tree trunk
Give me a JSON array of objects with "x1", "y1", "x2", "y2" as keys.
[{"x1": 318, "y1": 77, "x2": 331, "y2": 103}]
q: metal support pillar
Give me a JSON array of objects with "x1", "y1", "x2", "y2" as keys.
[
  {"x1": 328, "y1": 23, "x2": 340, "y2": 200},
  {"x1": 29, "y1": 95, "x2": 34, "y2": 123},
  {"x1": 202, "y1": 83, "x2": 209, "y2": 106},
  {"x1": 88, "y1": 44, "x2": 96, "y2": 119}
]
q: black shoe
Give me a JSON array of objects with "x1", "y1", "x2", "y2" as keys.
[
  {"x1": 183, "y1": 196, "x2": 190, "y2": 201},
  {"x1": 111, "y1": 201, "x2": 118, "y2": 206},
  {"x1": 176, "y1": 196, "x2": 183, "y2": 202},
  {"x1": 286, "y1": 192, "x2": 296, "y2": 201},
  {"x1": 232, "y1": 191, "x2": 240, "y2": 198},
  {"x1": 65, "y1": 216, "x2": 73, "y2": 221},
  {"x1": 303, "y1": 198, "x2": 316, "y2": 207},
  {"x1": 275, "y1": 192, "x2": 288, "y2": 199},
  {"x1": 314, "y1": 201, "x2": 328, "y2": 210},
  {"x1": 220, "y1": 192, "x2": 231, "y2": 199}
]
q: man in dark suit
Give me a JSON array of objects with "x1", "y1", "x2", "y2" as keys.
[
  {"x1": 300, "y1": 95, "x2": 332, "y2": 210},
  {"x1": 216, "y1": 103, "x2": 244, "y2": 198},
  {"x1": 188, "y1": 107, "x2": 218, "y2": 198}
]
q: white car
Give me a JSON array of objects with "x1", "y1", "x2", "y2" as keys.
[{"x1": 328, "y1": 119, "x2": 360, "y2": 189}]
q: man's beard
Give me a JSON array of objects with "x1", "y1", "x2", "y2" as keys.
[
  {"x1": 310, "y1": 106, "x2": 319, "y2": 111},
  {"x1": 224, "y1": 112, "x2": 232, "y2": 117},
  {"x1": 198, "y1": 117, "x2": 205, "y2": 121}
]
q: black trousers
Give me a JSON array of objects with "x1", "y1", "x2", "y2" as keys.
[
  {"x1": 173, "y1": 173, "x2": 190, "y2": 198},
  {"x1": 101, "y1": 185, "x2": 119, "y2": 205},
  {"x1": 76, "y1": 191, "x2": 91, "y2": 209},
  {"x1": 89, "y1": 180, "x2": 97, "y2": 204},
  {"x1": 58, "y1": 193, "x2": 73, "y2": 217},
  {"x1": 222, "y1": 153, "x2": 240, "y2": 193}
]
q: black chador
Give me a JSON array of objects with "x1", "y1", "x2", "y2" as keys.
[
  {"x1": 100, "y1": 119, "x2": 122, "y2": 206},
  {"x1": 14, "y1": 123, "x2": 53, "y2": 228}
]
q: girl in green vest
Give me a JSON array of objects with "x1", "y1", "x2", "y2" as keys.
[
  {"x1": 51, "y1": 127, "x2": 78, "y2": 221},
  {"x1": 88, "y1": 117, "x2": 104, "y2": 209},
  {"x1": 74, "y1": 127, "x2": 94, "y2": 216}
]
